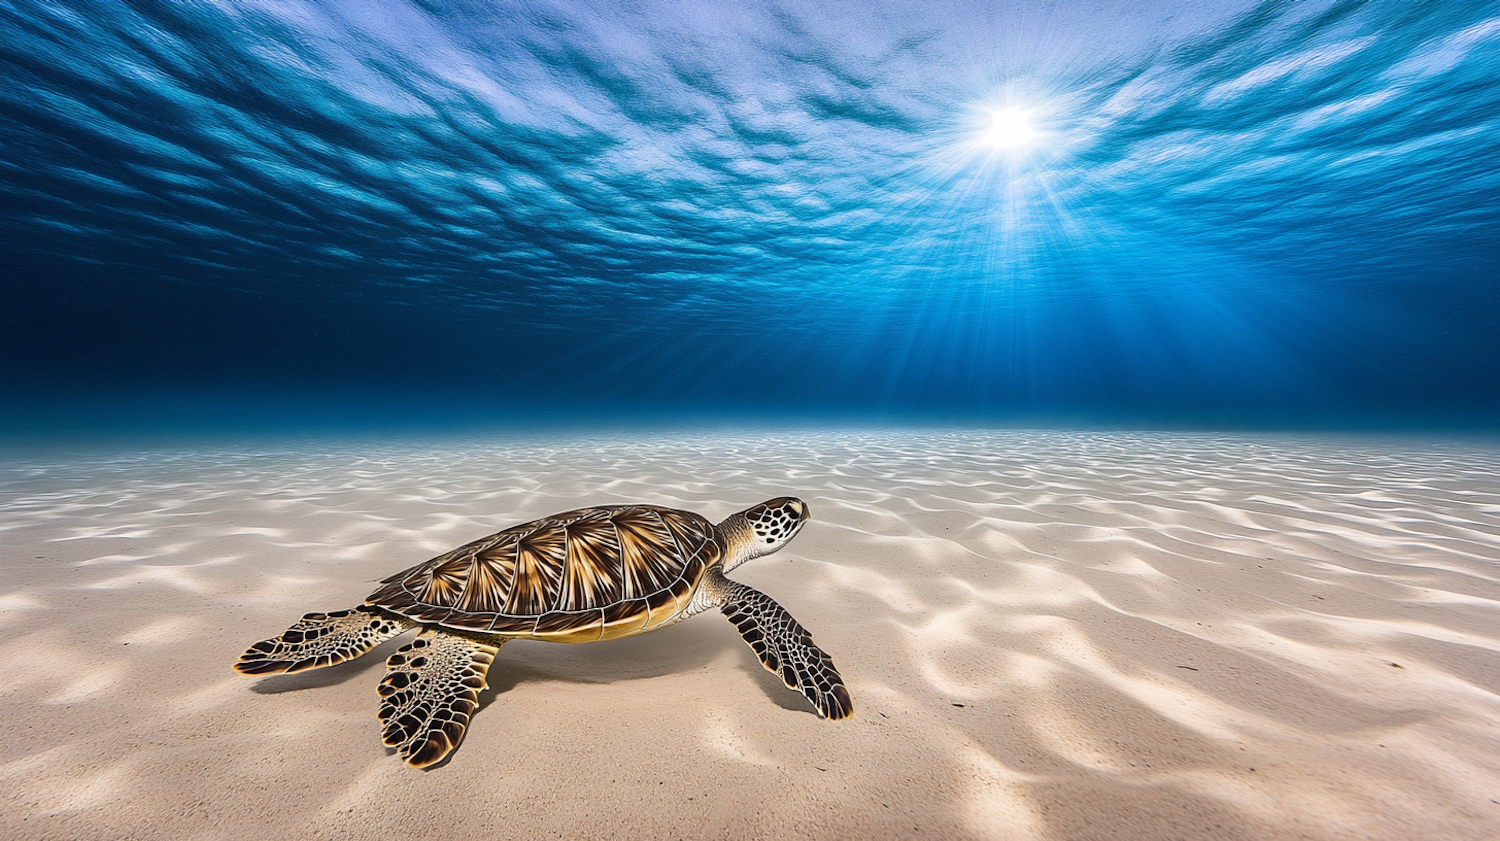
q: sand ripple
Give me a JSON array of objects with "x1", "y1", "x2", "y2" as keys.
[{"x1": 2, "y1": 429, "x2": 1498, "y2": 840}]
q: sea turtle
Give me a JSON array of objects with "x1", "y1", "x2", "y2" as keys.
[{"x1": 235, "y1": 497, "x2": 851, "y2": 767}]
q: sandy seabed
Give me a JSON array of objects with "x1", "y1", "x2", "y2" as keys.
[{"x1": 2, "y1": 428, "x2": 1498, "y2": 841}]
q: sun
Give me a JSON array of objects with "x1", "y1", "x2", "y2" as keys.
[{"x1": 984, "y1": 107, "x2": 1034, "y2": 149}]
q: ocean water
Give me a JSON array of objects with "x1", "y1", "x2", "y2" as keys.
[
  {"x1": 5, "y1": 7, "x2": 1500, "y2": 832},
  {"x1": 2, "y1": 0, "x2": 1498, "y2": 435}
]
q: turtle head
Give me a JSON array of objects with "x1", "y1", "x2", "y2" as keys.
[{"x1": 718, "y1": 497, "x2": 810, "y2": 571}]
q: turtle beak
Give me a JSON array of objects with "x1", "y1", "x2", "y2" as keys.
[{"x1": 789, "y1": 499, "x2": 809, "y2": 523}]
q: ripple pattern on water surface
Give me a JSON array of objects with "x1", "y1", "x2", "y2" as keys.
[{"x1": 4, "y1": 3, "x2": 1498, "y2": 422}]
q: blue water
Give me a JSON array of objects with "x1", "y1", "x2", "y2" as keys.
[{"x1": 2, "y1": 1, "x2": 1497, "y2": 434}]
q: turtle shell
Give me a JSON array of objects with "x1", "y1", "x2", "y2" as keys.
[{"x1": 365, "y1": 505, "x2": 721, "y2": 642}]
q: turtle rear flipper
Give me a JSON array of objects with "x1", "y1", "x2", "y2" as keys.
[
  {"x1": 716, "y1": 573, "x2": 853, "y2": 721},
  {"x1": 378, "y1": 630, "x2": 502, "y2": 768},
  {"x1": 234, "y1": 606, "x2": 408, "y2": 675}
]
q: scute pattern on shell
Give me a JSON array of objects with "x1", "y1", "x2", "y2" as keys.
[{"x1": 366, "y1": 505, "x2": 719, "y2": 637}]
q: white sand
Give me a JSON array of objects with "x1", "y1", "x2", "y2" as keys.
[{"x1": 2, "y1": 429, "x2": 1499, "y2": 840}]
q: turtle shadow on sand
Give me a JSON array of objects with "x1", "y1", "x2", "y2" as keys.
[
  {"x1": 483, "y1": 624, "x2": 816, "y2": 715},
  {"x1": 739, "y1": 659, "x2": 820, "y2": 714},
  {"x1": 479, "y1": 628, "x2": 738, "y2": 695}
]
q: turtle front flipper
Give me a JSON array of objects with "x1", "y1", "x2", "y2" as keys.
[
  {"x1": 377, "y1": 630, "x2": 502, "y2": 768},
  {"x1": 716, "y1": 575, "x2": 853, "y2": 721},
  {"x1": 235, "y1": 605, "x2": 409, "y2": 675}
]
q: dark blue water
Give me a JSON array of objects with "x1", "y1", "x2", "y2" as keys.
[{"x1": 3, "y1": 1, "x2": 1497, "y2": 434}]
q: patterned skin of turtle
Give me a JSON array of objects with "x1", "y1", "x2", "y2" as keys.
[{"x1": 235, "y1": 497, "x2": 851, "y2": 768}]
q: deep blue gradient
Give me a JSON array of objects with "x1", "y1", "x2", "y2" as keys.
[{"x1": 2, "y1": 1, "x2": 1497, "y2": 433}]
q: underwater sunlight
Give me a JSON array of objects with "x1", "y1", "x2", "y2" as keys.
[{"x1": 0, "y1": 0, "x2": 1495, "y2": 433}]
